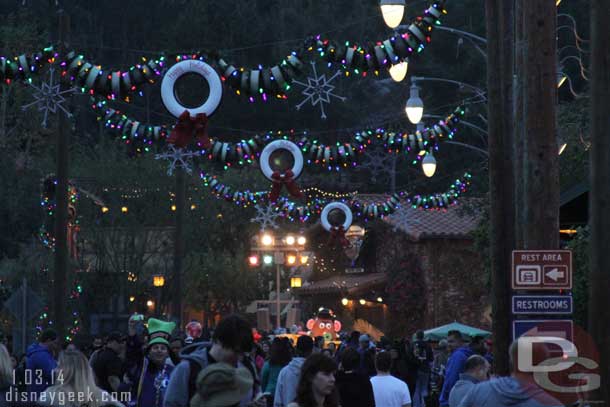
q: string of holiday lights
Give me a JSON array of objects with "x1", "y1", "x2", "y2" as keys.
[
  {"x1": 39, "y1": 175, "x2": 80, "y2": 251},
  {"x1": 36, "y1": 279, "x2": 83, "y2": 342},
  {"x1": 0, "y1": 1, "x2": 446, "y2": 102},
  {"x1": 200, "y1": 168, "x2": 472, "y2": 222},
  {"x1": 93, "y1": 99, "x2": 464, "y2": 168}
]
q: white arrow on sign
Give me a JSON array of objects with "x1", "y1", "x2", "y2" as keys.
[{"x1": 545, "y1": 268, "x2": 564, "y2": 282}]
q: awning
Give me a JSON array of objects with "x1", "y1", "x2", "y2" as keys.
[{"x1": 419, "y1": 321, "x2": 491, "y2": 341}]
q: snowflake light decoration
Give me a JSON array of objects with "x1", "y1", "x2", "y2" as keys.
[
  {"x1": 293, "y1": 62, "x2": 347, "y2": 119},
  {"x1": 360, "y1": 147, "x2": 397, "y2": 185},
  {"x1": 154, "y1": 145, "x2": 200, "y2": 176},
  {"x1": 388, "y1": 205, "x2": 422, "y2": 233},
  {"x1": 251, "y1": 203, "x2": 281, "y2": 231},
  {"x1": 22, "y1": 67, "x2": 76, "y2": 128}
]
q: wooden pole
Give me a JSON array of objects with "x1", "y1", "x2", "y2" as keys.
[
  {"x1": 521, "y1": 0, "x2": 559, "y2": 249},
  {"x1": 53, "y1": 9, "x2": 70, "y2": 340},
  {"x1": 485, "y1": 0, "x2": 515, "y2": 375},
  {"x1": 171, "y1": 168, "x2": 186, "y2": 324},
  {"x1": 589, "y1": 0, "x2": 610, "y2": 403}
]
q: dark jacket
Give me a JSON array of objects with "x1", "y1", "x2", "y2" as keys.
[
  {"x1": 335, "y1": 371, "x2": 375, "y2": 407},
  {"x1": 25, "y1": 343, "x2": 57, "y2": 397},
  {"x1": 357, "y1": 347, "x2": 376, "y2": 378},
  {"x1": 440, "y1": 346, "x2": 474, "y2": 406}
]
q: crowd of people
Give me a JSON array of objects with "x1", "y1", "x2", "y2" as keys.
[{"x1": 0, "y1": 314, "x2": 563, "y2": 407}]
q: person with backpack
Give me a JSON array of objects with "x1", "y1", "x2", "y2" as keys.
[
  {"x1": 412, "y1": 330, "x2": 433, "y2": 407},
  {"x1": 163, "y1": 314, "x2": 254, "y2": 407}
]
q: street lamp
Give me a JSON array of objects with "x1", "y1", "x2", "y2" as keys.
[
  {"x1": 389, "y1": 61, "x2": 408, "y2": 82},
  {"x1": 251, "y1": 232, "x2": 308, "y2": 330},
  {"x1": 422, "y1": 149, "x2": 437, "y2": 177},
  {"x1": 406, "y1": 83, "x2": 424, "y2": 124},
  {"x1": 380, "y1": 0, "x2": 406, "y2": 29},
  {"x1": 153, "y1": 275, "x2": 165, "y2": 315},
  {"x1": 341, "y1": 298, "x2": 349, "y2": 306},
  {"x1": 153, "y1": 275, "x2": 165, "y2": 287},
  {"x1": 359, "y1": 299, "x2": 366, "y2": 305},
  {"x1": 290, "y1": 277, "x2": 302, "y2": 288}
]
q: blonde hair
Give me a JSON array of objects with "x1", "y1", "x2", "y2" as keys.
[
  {"x1": 0, "y1": 344, "x2": 12, "y2": 388},
  {"x1": 45, "y1": 350, "x2": 117, "y2": 407}
]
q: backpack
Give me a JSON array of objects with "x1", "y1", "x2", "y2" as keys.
[{"x1": 187, "y1": 359, "x2": 202, "y2": 402}]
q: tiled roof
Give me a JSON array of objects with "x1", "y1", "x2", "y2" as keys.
[
  {"x1": 356, "y1": 195, "x2": 482, "y2": 240},
  {"x1": 296, "y1": 273, "x2": 388, "y2": 295}
]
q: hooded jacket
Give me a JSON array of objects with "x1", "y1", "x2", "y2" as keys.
[
  {"x1": 273, "y1": 357, "x2": 305, "y2": 407},
  {"x1": 457, "y1": 376, "x2": 562, "y2": 407},
  {"x1": 448, "y1": 374, "x2": 479, "y2": 407},
  {"x1": 25, "y1": 343, "x2": 57, "y2": 397},
  {"x1": 440, "y1": 346, "x2": 474, "y2": 406},
  {"x1": 163, "y1": 342, "x2": 211, "y2": 407}
]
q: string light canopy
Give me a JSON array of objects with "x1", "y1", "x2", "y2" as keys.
[{"x1": 380, "y1": 0, "x2": 407, "y2": 29}]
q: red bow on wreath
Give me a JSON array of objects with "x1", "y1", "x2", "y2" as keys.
[
  {"x1": 167, "y1": 110, "x2": 211, "y2": 149},
  {"x1": 269, "y1": 170, "x2": 303, "y2": 202},
  {"x1": 328, "y1": 226, "x2": 350, "y2": 248}
]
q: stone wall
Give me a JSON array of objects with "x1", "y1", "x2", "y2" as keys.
[{"x1": 375, "y1": 224, "x2": 491, "y2": 336}]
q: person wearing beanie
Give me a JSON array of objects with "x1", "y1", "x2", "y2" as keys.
[
  {"x1": 190, "y1": 363, "x2": 253, "y2": 407},
  {"x1": 124, "y1": 317, "x2": 176, "y2": 407}
]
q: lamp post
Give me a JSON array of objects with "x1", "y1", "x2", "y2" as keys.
[
  {"x1": 153, "y1": 274, "x2": 165, "y2": 315},
  {"x1": 250, "y1": 232, "x2": 307, "y2": 330}
]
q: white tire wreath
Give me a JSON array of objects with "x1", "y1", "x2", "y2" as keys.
[
  {"x1": 161, "y1": 60, "x2": 223, "y2": 118},
  {"x1": 321, "y1": 202, "x2": 353, "y2": 232},
  {"x1": 259, "y1": 140, "x2": 304, "y2": 180}
]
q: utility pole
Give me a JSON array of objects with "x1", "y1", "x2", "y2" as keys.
[
  {"x1": 53, "y1": 9, "x2": 70, "y2": 340},
  {"x1": 589, "y1": 0, "x2": 610, "y2": 403},
  {"x1": 485, "y1": 0, "x2": 515, "y2": 375},
  {"x1": 521, "y1": 0, "x2": 559, "y2": 249},
  {"x1": 171, "y1": 168, "x2": 186, "y2": 325}
]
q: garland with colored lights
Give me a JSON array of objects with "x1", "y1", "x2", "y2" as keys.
[
  {"x1": 39, "y1": 175, "x2": 80, "y2": 253},
  {"x1": 1, "y1": 1, "x2": 446, "y2": 101},
  {"x1": 36, "y1": 278, "x2": 83, "y2": 342},
  {"x1": 200, "y1": 168, "x2": 472, "y2": 222},
  {"x1": 93, "y1": 99, "x2": 464, "y2": 167},
  {"x1": 0, "y1": 47, "x2": 165, "y2": 102}
]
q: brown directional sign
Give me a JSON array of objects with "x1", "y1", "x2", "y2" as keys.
[{"x1": 512, "y1": 250, "x2": 572, "y2": 290}]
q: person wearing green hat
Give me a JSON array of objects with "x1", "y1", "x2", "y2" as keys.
[
  {"x1": 124, "y1": 317, "x2": 176, "y2": 407},
  {"x1": 190, "y1": 363, "x2": 254, "y2": 407}
]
